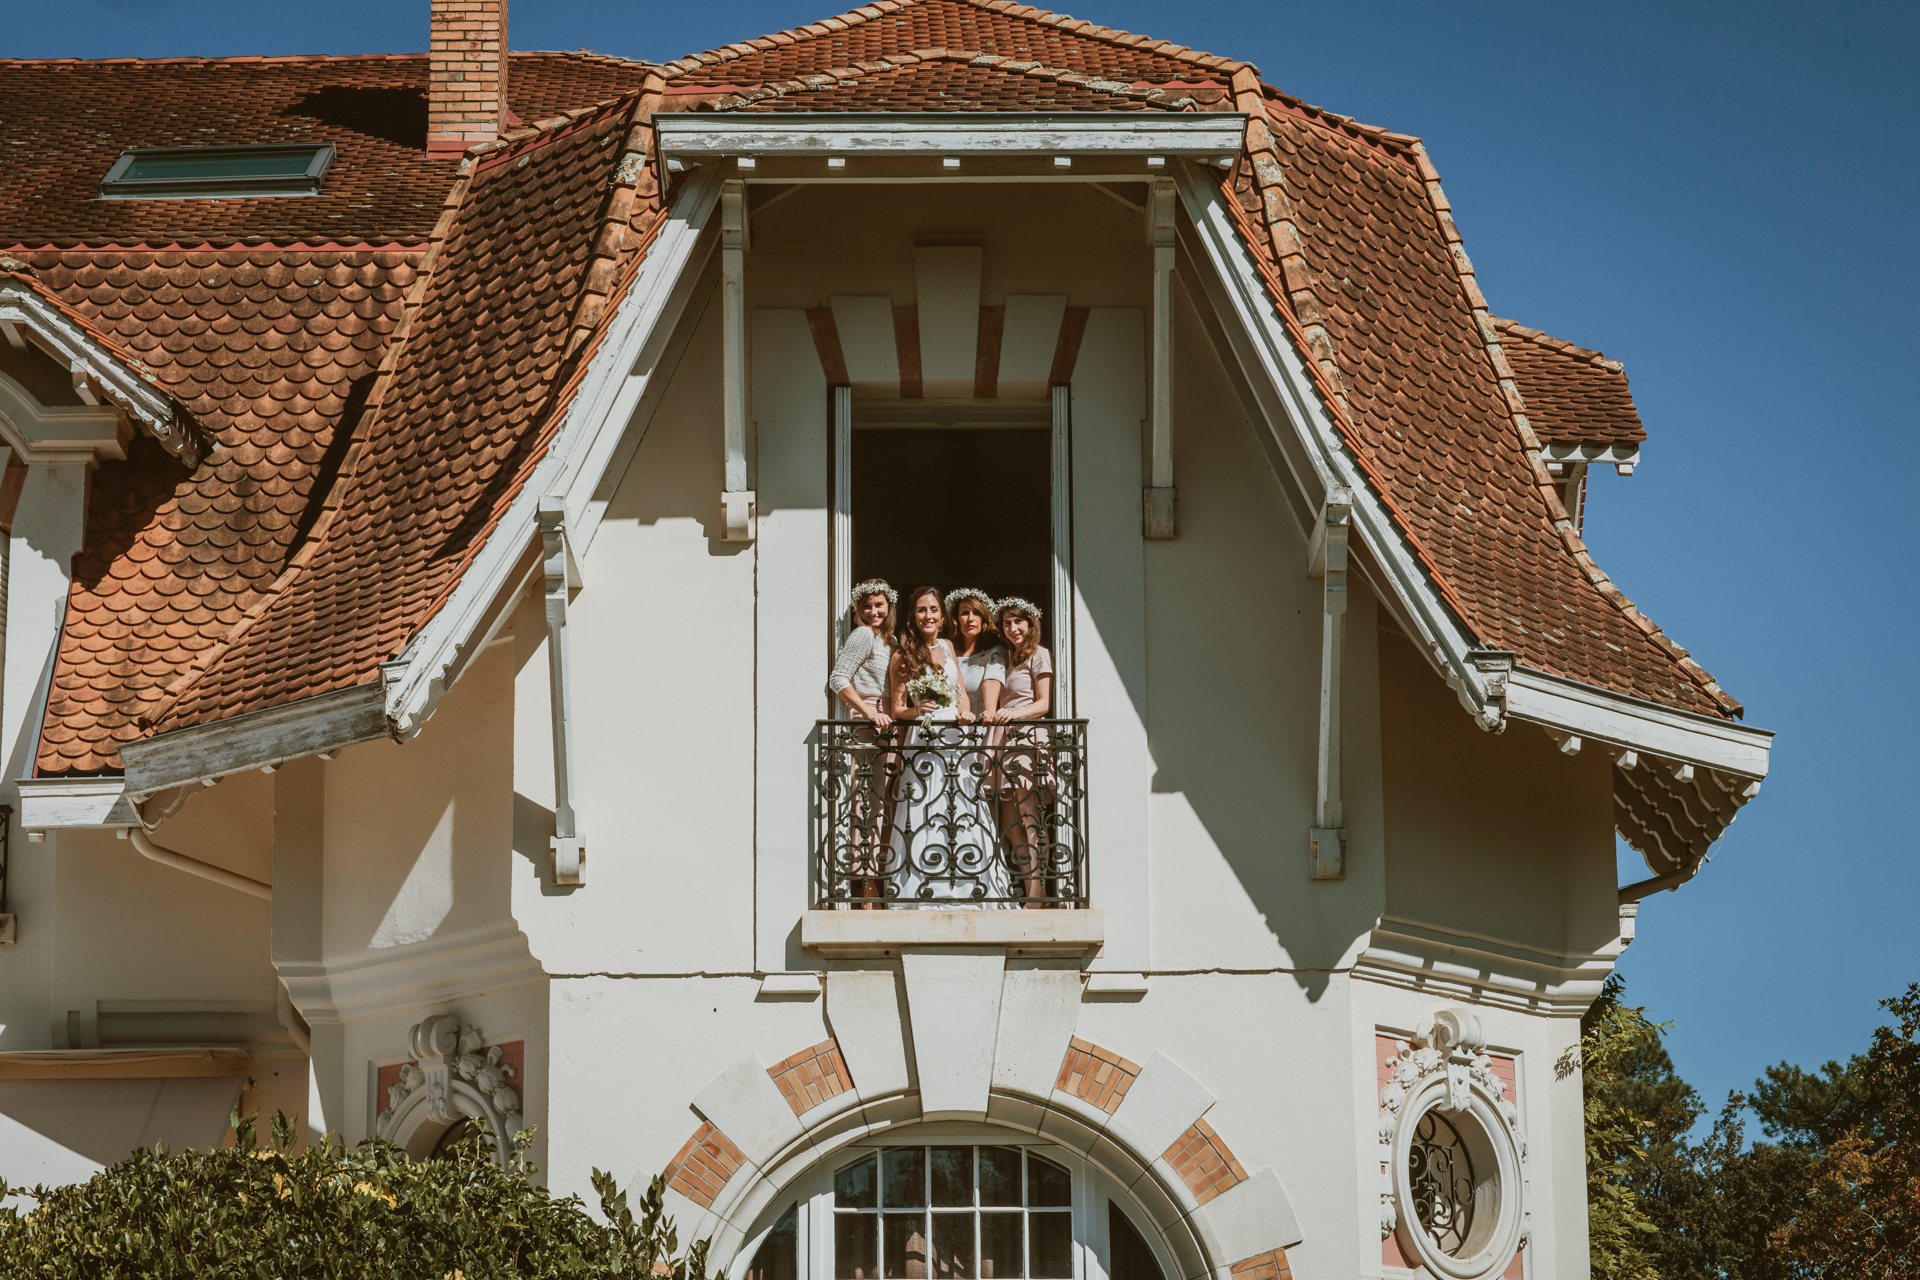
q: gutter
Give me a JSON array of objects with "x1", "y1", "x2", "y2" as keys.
[
  {"x1": 1618, "y1": 858, "x2": 1705, "y2": 906},
  {"x1": 124, "y1": 826, "x2": 270, "y2": 901}
]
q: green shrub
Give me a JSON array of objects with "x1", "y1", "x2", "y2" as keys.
[{"x1": 0, "y1": 1110, "x2": 716, "y2": 1280}]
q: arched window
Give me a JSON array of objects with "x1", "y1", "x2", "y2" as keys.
[{"x1": 742, "y1": 1128, "x2": 1169, "y2": 1280}]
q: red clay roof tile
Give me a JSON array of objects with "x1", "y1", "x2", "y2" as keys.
[
  {"x1": 13, "y1": 0, "x2": 1742, "y2": 778},
  {"x1": 1492, "y1": 318, "x2": 1646, "y2": 449}
]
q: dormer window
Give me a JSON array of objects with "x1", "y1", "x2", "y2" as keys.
[{"x1": 99, "y1": 143, "x2": 336, "y2": 200}]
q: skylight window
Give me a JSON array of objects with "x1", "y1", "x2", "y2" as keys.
[{"x1": 99, "y1": 143, "x2": 336, "y2": 200}]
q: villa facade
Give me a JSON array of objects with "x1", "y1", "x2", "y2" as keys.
[{"x1": 0, "y1": 6, "x2": 1773, "y2": 1279}]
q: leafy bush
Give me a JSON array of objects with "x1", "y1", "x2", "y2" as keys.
[{"x1": 0, "y1": 1111, "x2": 717, "y2": 1280}]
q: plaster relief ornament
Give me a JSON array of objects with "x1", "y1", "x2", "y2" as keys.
[
  {"x1": 1377, "y1": 1006, "x2": 1530, "y2": 1279},
  {"x1": 375, "y1": 1015, "x2": 523, "y2": 1165}
]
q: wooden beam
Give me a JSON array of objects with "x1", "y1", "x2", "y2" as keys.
[
  {"x1": 719, "y1": 179, "x2": 754, "y2": 542},
  {"x1": 1144, "y1": 176, "x2": 1177, "y2": 539},
  {"x1": 1309, "y1": 487, "x2": 1352, "y2": 879}
]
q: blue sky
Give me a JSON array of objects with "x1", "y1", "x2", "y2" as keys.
[{"x1": 9, "y1": 0, "x2": 1917, "y2": 1118}]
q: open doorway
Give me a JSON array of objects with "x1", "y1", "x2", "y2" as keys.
[{"x1": 851, "y1": 423, "x2": 1052, "y2": 647}]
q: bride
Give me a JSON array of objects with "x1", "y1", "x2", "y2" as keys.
[{"x1": 885, "y1": 586, "x2": 1010, "y2": 906}]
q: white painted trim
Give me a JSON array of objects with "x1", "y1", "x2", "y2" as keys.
[
  {"x1": 116, "y1": 681, "x2": 388, "y2": 801},
  {"x1": 1170, "y1": 165, "x2": 1775, "y2": 778},
  {"x1": 1051, "y1": 385, "x2": 1075, "y2": 717},
  {"x1": 1504, "y1": 666, "x2": 1771, "y2": 778},
  {"x1": 1172, "y1": 166, "x2": 1490, "y2": 707},
  {"x1": 16, "y1": 775, "x2": 139, "y2": 829},
  {"x1": 830, "y1": 386, "x2": 853, "y2": 668},
  {"x1": 0, "y1": 281, "x2": 205, "y2": 465},
  {"x1": 656, "y1": 113, "x2": 1247, "y2": 159},
  {"x1": 799, "y1": 907, "x2": 1104, "y2": 957},
  {"x1": 1539, "y1": 441, "x2": 1639, "y2": 468},
  {"x1": 383, "y1": 168, "x2": 726, "y2": 739}
]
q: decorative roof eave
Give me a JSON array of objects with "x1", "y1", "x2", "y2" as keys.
[
  {"x1": 377, "y1": 168, "x2": 727, "y2": 742},
  {"x1": 654, "y1": 110, "x2": 1247, "y2": 161},
  {"x1": 1171, "y1": 158, "x2": 1774, "y2": 866},
  {"x1": 0, "y1": 272, "x2": 212, "y2": 468}
]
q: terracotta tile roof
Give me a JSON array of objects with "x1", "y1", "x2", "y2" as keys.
[
  {"x1": 143, "y1": 92, "x2": 672, "y2": 738},
  {"x1": 0, "y1": 53, "x2": 653, "y2": 250},
  {"x1": 713, "y1": 54, "x2": 1168, "y2": 112},
  {"x1": 19, "y1": 0, "x2": 1745, "y2": 780},
  {"x1": 657, "y1": 0, "x2": 1244, "y2": 86},
  {"x1": 0, "y1": 264, "x2": 212, "y2": 467},
  {"x1": 30, "y1": 245, "x2": 421, "y2": 774},
  {"x1": 1219, "y1": 70, "x2": 1738, "y2": 718},
  {"x1": 1492, "y1": 318, "x2": 1645, "y2": 449}
]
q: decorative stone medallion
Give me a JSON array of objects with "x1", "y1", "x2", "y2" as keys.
[{"x1": 1377, "y1": 1007, "x2": 1528, "y2": 1279}]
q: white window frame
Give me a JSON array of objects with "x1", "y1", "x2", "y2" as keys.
[
  {"x1": 737, "y1": 1125, "x2": 1173, "y2": 1280},
  {"x1": 828, "y1": 391, "x2": 1074, "y2": 715}
]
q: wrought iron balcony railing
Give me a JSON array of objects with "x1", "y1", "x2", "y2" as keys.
[{"x1": 811, "y1": 719, "x2": 1089, "y2": 908}]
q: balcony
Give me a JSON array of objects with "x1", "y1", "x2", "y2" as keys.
[{"x1": 805, "y1": 720, "x2": 1101, "y2": 956}]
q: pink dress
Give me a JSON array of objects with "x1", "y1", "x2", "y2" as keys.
[{"x1": 992, "y1": 646, "x2": 1053, "y2": 796}]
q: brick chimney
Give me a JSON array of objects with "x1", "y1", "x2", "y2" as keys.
[{"x1": 428, "y1": 0, "x2": 508, "y2": 154}]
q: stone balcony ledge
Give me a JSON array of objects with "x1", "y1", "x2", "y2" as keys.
[{"x1": 801, "y1": 908, "x2": 1105, "y2": 958}]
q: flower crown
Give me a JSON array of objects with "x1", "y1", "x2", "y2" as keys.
[
  {"x1": 944, "y1": 587, "x2": 996, "y2": 618},
  {"x1": 849, "y1": 580, "x2": 897, "y2": 609},
  {"x1": 996, "y1": 595, "x2": 1043, "y2": 625}
]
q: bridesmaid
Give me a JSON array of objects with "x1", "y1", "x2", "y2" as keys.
[
  {"x1": 981, "y1": 597, "x2": 1054, "y2": 905},
  {"x1": 944, "y1": 587, "x2": 1006, "y2": 727},
  {"x1": 826, "y1": 579, "x2": 898, "y2": 906}
]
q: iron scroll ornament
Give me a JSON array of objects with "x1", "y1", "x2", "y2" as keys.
[
  {"x1": 1378, "y1": 1008, "x2": 1529, "y2": 1279},
  {"x1": 811, "y1": 719, "x2": 1089, "y2": 907},
  {"x1": 1409, "y1": 1109, "x2": 1477, "y2": 1256}
]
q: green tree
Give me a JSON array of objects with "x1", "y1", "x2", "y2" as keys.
[
  {"x1": 0, "y1": 1110, "x2": 717, "y2": 1280},
  {"x1": 1576, "y1": 975, "x2": 1669, "y2": 1280},
  {"x1": 1774, "y1": 984, "x2": 1920, "y2": 1278}
]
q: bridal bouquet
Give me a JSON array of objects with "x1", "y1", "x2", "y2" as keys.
[{"x1": 903, "y1": 668, "x2": 955, "y2": 730}]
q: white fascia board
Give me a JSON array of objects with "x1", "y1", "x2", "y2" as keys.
[
  {"x1": 0, "y1": 281, "x2": 186, "y2": 456},
  {"x1": 1171, "y1": 165, "x2": 1495, "y2": 712},
  {"x1": 656, "y1": 112, "x2": 1246, "y2": 159},
  {"x1": 1539, "y1": 441, "x2": 1640, "y2": 467},
  {"x1": 17, "y1": 776, "x2": 140, "y2": 829},
  {"x1": 1505, "y1": 667, "x2": 1772, "y2": 778},
  {"x1": 116, "y1": 680, "x2": 389, "y2": 800},
  {"x1": 382, "y1": 167, "x2": 726, "y2": 740},
  {"x1": 1174, "y1": 168, "x2": 1771, "y2": 765}
]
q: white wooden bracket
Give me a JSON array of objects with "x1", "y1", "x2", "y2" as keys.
[
  {"x1": 539, "y1": 495, "x2": 585, "y2": 884},
  {"x1": 1308, "y1": 487, "x2": 1352, "y2": 879},
  {"x1": 720, "y1": 179, "x2": 755, "y2": 543},
  {"x1": 1143, "y1": 176, "x2": 1177, "y2": 539}
]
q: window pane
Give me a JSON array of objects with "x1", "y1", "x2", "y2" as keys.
[
  {"x1": 979, "y1": 1212, "x2": 1023, "y2": 1279},
  {"x1": 885, "y1": 1212, "x2": 931, "y2": 1279},
  {"x1": 931, "y1": 1147, "x2": 973, "y2": 1207},
  {"x1": 1027, "y1": 1153, "x2": 1070, "y2": 1208},
  {"x1": 979, "y1": 1146, "x2": 1022, "y2": 1207},
  {"x1": 884, "y1": 1148, "x2": 927, "y2": 1208},
  {"x1": 838, "y1": 1155, "x2": 879, "y2": 1208},
  {"x1": 122, "y1": 151, "x2": 312, "y2": 180},
  {"x1": 1029, "y1": 1213, "x2": 1072, "y2": 1278},
  {"x1": 1107, "y1": 1202, "x2": 1165, "y2": 1280},
  {"x1": 749, "y1": 1204, "x2": 800, "y2": 1280},
  {"x1": 837, "y1": 1213, "x2": 880, "y2": 1280},
  {"x1": 932, "y1": 1211, "x2": 976, "y2": 1279}
]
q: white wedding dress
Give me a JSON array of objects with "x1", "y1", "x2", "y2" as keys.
[{"x1": 887, "y1": 641, "x2": 1012, "y2": 907}]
